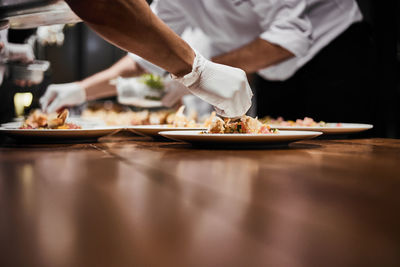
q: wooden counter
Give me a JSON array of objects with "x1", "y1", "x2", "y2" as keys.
[{"x1": 1, "y1": 135, "x2": 399, "y2": 267}]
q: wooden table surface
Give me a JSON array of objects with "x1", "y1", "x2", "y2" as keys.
[{"x1": 1, "y1": 135, "x2": 399, "y2": 267}]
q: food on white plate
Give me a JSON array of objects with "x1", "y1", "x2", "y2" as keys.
[
  {"x1": 171, "y1": 106, "x2": 198, "y2": 127},
  {"x1": 20, "y1": 109, "x2": 81, "y2": 129},
  {"x1": 82, "y1": 109, "x2": 168, "y2": 126},
  {"x1": 207, "y1": 115, "x2": 278, "y2": 134},
  {"x1": 261, "y1": 116, "x2": 342, "y2": 127},
  {"x1": 82, "y1": 105, "x2": 215, "y2": 128}
]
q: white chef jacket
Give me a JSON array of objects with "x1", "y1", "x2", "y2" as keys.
[{"x1": 130, "y1": 0, "x2": 362, "y2": 81}]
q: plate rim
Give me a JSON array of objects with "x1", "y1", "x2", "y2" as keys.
[{"x1": 159, "y1": 130, "x2": 323, "y2": 137}]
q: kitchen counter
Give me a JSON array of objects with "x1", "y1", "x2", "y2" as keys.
[{"x1": 1, "y1": 135, "x2": 400, "y2": 267}]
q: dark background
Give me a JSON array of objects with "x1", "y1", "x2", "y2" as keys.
[{"x1": 0, "y1": 0, "x2": 398, "y2": 137}]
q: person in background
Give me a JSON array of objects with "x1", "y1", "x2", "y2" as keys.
[
  {"x1": 0, "y1": 29, "x2": 37, "y2": 124},
  {"x1": 0, "y1": 29, "x2": 35, "y2": 86},
  {"x1": 62, "y1": 0, "x2": 372, "y2": 124}
]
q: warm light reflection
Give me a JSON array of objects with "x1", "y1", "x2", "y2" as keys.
[{"x1": 14, "y1": 92, "x2": 33, "y2": 117}]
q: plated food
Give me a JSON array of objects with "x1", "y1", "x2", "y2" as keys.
[
  {"x1": 159, "y1": 115, "x2": 322, "y2": 146},
  {"x1": 0, "y1": 109, "x2": 123, "y2": 140},
  {"x1": 260, "y1": 116, "x2": 373, "y2": 134},
  {"x1": 82, "y1": 105, "x2": 212, "y2": 127},
  {"x1": 261, "y1": 116, "x2": 335, "y2": 127},
  {"x1": 20, "y1": 109, "x2": 81, "y2": 129},
  {"x1": 127, "y1": 106, "x2": 210, "y2": 137},
  {"x1": 207, "y1": 115, "x2": 278, "y2": 134}
]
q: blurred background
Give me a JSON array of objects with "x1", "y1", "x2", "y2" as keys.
[{"x1": 0, "y1": 0, "x2": 398, "y2": 137}]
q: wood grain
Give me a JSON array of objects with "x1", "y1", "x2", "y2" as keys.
[{"x1": 1, "y1": 136, "x2": 399, "y2": 267}]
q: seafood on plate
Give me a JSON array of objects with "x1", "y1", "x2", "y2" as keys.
[
  {"x1": 82, "y1": 109, "x2": 172, "y2": 126},
  {"x1": 20, "y1": 109, "x2": 81, "y2": 129},
  {"x1": 171, "y1": 106, "x2": 198, "y2": 127},
  {"x1": 207, "y1": 115, "x2": 278, "y2": 134},
  {"x1": 261, "y1": 116, "x2": 342, "y2": 127},
  {"x1": 82, "y1": 105, "x2": 215, "y2": 128}
]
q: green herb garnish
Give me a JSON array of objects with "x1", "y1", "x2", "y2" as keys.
[{"x1": 139, "y1": 74, "x2": 164, "y2": 90}]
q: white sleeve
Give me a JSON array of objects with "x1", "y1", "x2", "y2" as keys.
[
  {"x1": 253, "y1": 0, "x2": 312, "y2": 57},
  {"x1": 129, "y1": 0, "x2": 190, "y2": 76},
  {"x1": 152, "y1": 0, "x2": 189, "y2": 36}
]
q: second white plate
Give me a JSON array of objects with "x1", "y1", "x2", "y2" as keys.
[
  {"x1": 159, "y1": 130, "x2": 322, "y2": 146},
  {"x1": 269, "y1": 123, "x2": 373, "y2": 134}
]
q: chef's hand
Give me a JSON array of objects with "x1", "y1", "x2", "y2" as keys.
[
  {"x1": 4, "y1": 43, "x2": 35, "y2": 63},
  {"x1": 40, "y1": 82, "x2": 86, "y2": 113},
  {"x1": 172, "y1": 51, "x2": 252, "y2": 118},
  {"x1": 161, "y1": 80, "x2": 190, "y2": 108}
]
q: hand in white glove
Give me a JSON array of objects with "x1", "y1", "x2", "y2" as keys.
[
  {"x1": 3, "y1": 43, "x2": 35, "y2": 63},
  {"x1": 40, "y1": 82, "x2": 86, "y2": 113},
  {"x1": 172, "y1": 51, "x2": 253, "y2": 118}
]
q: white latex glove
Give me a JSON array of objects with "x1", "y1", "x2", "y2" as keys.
[
  {"x1": 40, "y1": 82, "x2": 86, "y2": 113},
  {"x1": 172, "y1": 51, "x2": 253, "y2": 118},
  {"x1": 3, "y1": 43, "x2": 35, "y2": 63}
]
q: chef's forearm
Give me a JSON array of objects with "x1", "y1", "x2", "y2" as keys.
[
  {"x1": 65, "y1": 0, "x2": 194, "y2": 77},
  {"x1": 78, "y1": 55, "x2": 145, "y2": 101},
  {"x1": 212, "y1": 38, "x2": 294, "y2": 73}
]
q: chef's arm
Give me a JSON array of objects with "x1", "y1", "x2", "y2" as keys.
[
  {"x1": 212, "y1": 38, "x2": 294, "y2": 74},
  {"x1": 65, "y1": 0, "x2": 194, "y2": 77},
  {"x1": 78, "y1": 55, "x2": 145, "y2": 101}
]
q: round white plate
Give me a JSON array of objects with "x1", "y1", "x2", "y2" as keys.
[
  {"x1": 159, "y1": 130, "x2": 322, "y2": 146},
  {"x1": 0, "y1": 126, "x2": 123, "y2": 140},
  {"x1": 128, "y1": 125, "x2": 207, "y2": 137},
  {"x1": 269, "y1": 123, "x2": 373, "y2": 134},
  {"x1": 1, "y1": 119, "x2": 106, "y2": 130}
]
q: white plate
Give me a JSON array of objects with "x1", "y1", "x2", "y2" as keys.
[
  {"x1": 0, "y1": 126, "x2": 124, "y2": 140},
  {"x1": 128, "y1": 125, "x2": 206, "y2": 137},
  {"x1": 1, "y1": 119, "x2": 106, "y2": 130},
  {"x1": 159, "y1": 130, "x2": 322, "y2": 146},
  {"x1": 269, "y1": 123, "x2": 373, "y2": 134}
]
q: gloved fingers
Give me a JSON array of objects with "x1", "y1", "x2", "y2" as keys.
[
  {"x1": 46, "y1": 97, "x2": 63, "y2": 113},
  {"x1": 40, "y1": 87, "x2": 58, "y2": 111}
]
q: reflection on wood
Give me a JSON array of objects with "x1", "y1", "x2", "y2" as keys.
[{"x1": 0, "y1": 137, "x2": 399, "y2": 267}]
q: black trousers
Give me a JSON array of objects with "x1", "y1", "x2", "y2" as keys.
[{"x1": 255, "y1": 22, "x2": 376, "y2": 125}]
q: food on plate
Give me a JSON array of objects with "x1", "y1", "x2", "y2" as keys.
[
  {"x1": 171, "y1": 106, "x2": 198, "y2": 127},
  {"x1": 82, "y1": 105, "x2": 214, "y2": 128},
  {"x1": 202, "y1": 111, "x2": 216, "y2": 128},
  {"x1": 20, "y1": 109, "x2": 81, "y2": 129},
  {"x1": 207, "y1": 115, "x2": 278, "y2": 134},
  {"x1": 261, "y1": 116, "x2": 342, "y2": 127}
]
